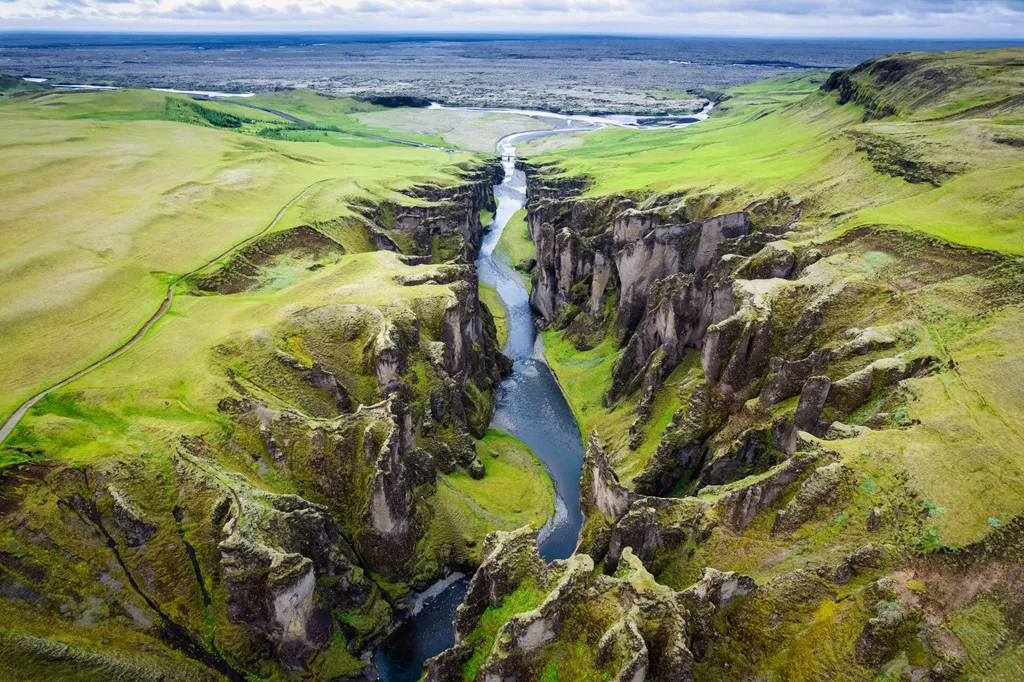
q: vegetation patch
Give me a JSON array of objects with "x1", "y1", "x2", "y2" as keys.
[
  {"x1": 479, "y1": 283, "x2": 509, "y2": 348},
  {"x1": 164, "y1": 96, "x2": 243, "y2": 129},
  {"x1": 462, "y1": 585, "x2": 548, "y2": 681},
  {"x1": 495, "y1": 209, "x2": 536, "y2": 275},
  {"x1": 846, "y1": 130, "x2": 965, "y2": 186}
]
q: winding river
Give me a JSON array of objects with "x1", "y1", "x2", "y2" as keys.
[
  {"x1": 374, "y1": 107, "x2": 711, "y2": 682},
  {"x1": 372, "y1": 118, "x2": 592, "y2": 682}
]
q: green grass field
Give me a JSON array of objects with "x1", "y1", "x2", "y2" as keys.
[
  {"x1": 532, "y1": 51, "x2": 1024, "y2": 254},
  {"x1": 494, "y1": 209, "x2": 535, "y2": 279},
  {"x1": 0, "y1": 86, "x2": 478, "y2": 422},
  {"x1": 1, "y1": 249, "x2": 462, "y2": 466}
]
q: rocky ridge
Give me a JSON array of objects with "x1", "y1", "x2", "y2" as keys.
[
  {"x1": 424, "y1": 135, "x2": 1024, "y2": 679},
  {"x1": 0, "y1": 159, "x2": 517, "y2": 681}
]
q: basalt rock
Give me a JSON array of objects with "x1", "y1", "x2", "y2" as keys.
[
  {"x1": 359, "y1": 400, "x2": 424, "y2": 580},
  {"x1": 276, "y1": 352, "x2": 354, "y2": 414},
  {"x1": 523, "y1": 160, "x2": 756, "y2": 359},
  {"x1": 760, "y1": 350, "x2": 831, "y2": 407},
  {"x1": 681, "y1": 567, "x2": 756, "y2": 611},
  {"x1": 793, "y1": 355, "x2": 937, "y2": 435},
  {"x1": 352, "y1": 159, "x2": 502, "y2": 263},
  {"x1": 0, "y1": 449, "x2": 387, "y2": 681},
  {"x1": 855, "y1": 584, "x2": 920, "y2": 667},
  {"x1": 430, "y1": 542, "x2": 698, "y2": 682},
  {"x1": 482, "y1": 555, "x2": 593, "y2": 671},
  {"x1": 424, "y1": 527, "x2": 551, "y2": 681},
  {"x1": 578, "y1": 431, "x2": 639, "y2": 558},
  {"x1": 607, "y1": 273, "x2": 709, "y2": 404},
  {"x1": 736, "y1": 240, "x2": 797, "y2": 280},
  {"x1": 218, "y1": 490, "x2": 357, "y2": 669},
  {"x1": 632, "y1": 382, "x2": 730, "y2": 496},
  {"x1": 700, "y1": 280, "x2": 773, "y2": 401},
  {"x1": 605, "y1": 496, "x2": 709, "y2": 575},
  {"x1": 693, "y1": 428, "x2": 784, "y2": 492},
  {"x1": 772, "y1": 462, "x2": 854, "y2": 536},
  {"x1": 678, "y1": 567, "x2": 757, "y2": 664},
  {"x1": 707, "y1": 452, "x2": 821, "y2": 530},
  {"x1": 107, "y1": 485, "x2": 158, "y2": 547},
  {"x1": 793, "y1": 375, "x2": 832, "y2": 432}
]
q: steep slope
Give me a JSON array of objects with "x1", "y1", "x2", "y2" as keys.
[
  {"x1": 427, "y1": 48, "x2": 1024, "y2": 682},
  {"x1": 0, "y1": 88, "x2": 557, "y2": 681}
]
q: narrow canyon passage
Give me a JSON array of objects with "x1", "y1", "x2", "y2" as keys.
[{"x1": 373, "y1": 121, "x2": 591, "y2": 682}]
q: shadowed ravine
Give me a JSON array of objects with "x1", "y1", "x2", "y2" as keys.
[
  {"x1": 372, "y1": 119, "x2": 591, "y2": 682},
  {"x1": 374, "y1": 110, "x2": 710, "y2": 682}
]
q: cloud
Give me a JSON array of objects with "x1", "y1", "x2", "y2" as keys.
[
  {"x1": 637, "y1": 0, "x2": 1024, "y2": 17},
  {"x1": 188, "y1": 0, "x2": 222, "y2": 12},
  {"x1": 521, "y1": 0, "x2": 569, "y2": 11},
  {"x1": 1, "y1": 0, "x2": 1023, "y2": 36},
  {"x1": 354, "y1": 0, "x2": 389, "y2": 12},
  {"x1": 443, "y1": 0, "x2": 491, "y2": 14}
]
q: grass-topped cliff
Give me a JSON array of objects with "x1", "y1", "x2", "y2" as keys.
[
  {"x1": 428, "y1": 48, "x2": 1024, "y2": 682},
  {"x1": 0, "y1": 82, "x2": 555, "y2": 681},
  {"x1": 522, "y1": 48, "x2": 1024, "y2": 254}
]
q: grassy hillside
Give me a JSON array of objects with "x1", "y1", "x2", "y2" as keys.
[
  {"x1": 0, "y1": 87, "x2": 473, "y2": 420},
  {"x1": 530, "y1": 49, "x2": 1024, "y2": 254}
]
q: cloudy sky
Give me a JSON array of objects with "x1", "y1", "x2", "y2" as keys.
[{"x1": 1, "y1": 0, "x2": 1023, "y2": 37}]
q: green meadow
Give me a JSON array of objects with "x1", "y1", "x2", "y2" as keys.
[
  {"x1": 0, "y1": 86, "x2": 473, "y2": 421},
  {"x1": 531, "y1": 50, "x2": 1024, "y2": 254}
]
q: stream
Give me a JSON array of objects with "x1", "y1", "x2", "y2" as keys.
[
  {"x1": 372, "y1": 118, "x2": 591, "y2": 682},
  {"x1": 373, "y1": 107, "x2": 710, "y2": 682}
]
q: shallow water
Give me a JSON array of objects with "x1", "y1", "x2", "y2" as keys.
[
  {"x1": 431, "y1": 101, "x2": 714, "y2": 129},
  {"x1": 151, "y1": 87, "x2": 254, "y2": 97}
]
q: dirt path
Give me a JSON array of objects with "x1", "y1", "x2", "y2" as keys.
[{"x1": 0, "y1": 179, "x2": 328, "y2": 445}]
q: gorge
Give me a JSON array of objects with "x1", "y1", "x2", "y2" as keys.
[{"x1": 1, "y1": 44, "x2": 1023, "y2": 682}]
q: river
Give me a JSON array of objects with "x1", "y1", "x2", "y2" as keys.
[
  {"x1": 373, "y1": 107, "x2": 710, "y2": 682},
  {"x1": 372, "y1": 118, "x2": 592, "y2": 682}
]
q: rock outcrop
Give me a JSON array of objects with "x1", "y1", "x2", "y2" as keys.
[
  {"x1": 426, "y1": 530, "x2": 707, "y2": 682},
  {"x1": 352, "y1": 159, "x2": 502, "y2": 263}
]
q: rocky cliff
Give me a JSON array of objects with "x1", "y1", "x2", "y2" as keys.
[
  {"x1": 426, "y1": 141, "x2": 1024, "y2": 680},
  {"x1": 351, "y1": 160, "x2": 502, "y2": 263},
  {"x1": 0, "y1": 159, "x2": 514, "y2": 681}
]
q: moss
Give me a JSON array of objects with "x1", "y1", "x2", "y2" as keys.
[
  {"x1": 947, "y1": 597, "x2": 1024, "y2": 679},
  {"x1": 316, "y1": 631, "x2": 365, "y2": 679},
  {"x1": 340, "y1": 587, "x2": 392, "y2": 646},
  {"x1": 462, "y1": 585, "x2": 548, "y2": 681},
  {"x1": 479, "y1": 283, "x2": 508, "y2": 349},
  {"x1": 412, "y1": 430, "x2": 555, "y2": 583},
  {"x1": 495, "y1": 209, "x2": 536, "y2": 273}
]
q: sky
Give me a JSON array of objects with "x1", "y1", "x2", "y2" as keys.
[{"x1": 1, "y1": 0, "x2": 1023, "y2": 38}]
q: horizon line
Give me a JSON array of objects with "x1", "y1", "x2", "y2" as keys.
[{"x1": 1, "y1": 30, "x2": 1024, "y2": 41}]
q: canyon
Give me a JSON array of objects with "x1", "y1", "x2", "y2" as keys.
[{"x1": 2, "y1": 45, "x2": 1024, "y2": 682}]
